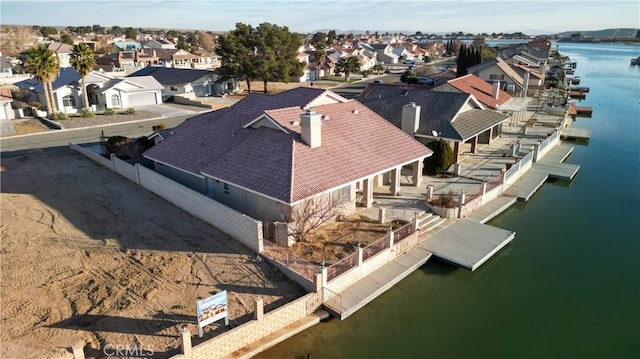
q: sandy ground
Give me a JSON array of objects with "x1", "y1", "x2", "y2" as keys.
[{"x1": 0, "y1": 150, "x2": 305, "y2": 359}]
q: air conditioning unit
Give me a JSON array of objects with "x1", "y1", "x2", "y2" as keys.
[{"x1": 506, "y1": 84, "x2": 516, "y2": 92}]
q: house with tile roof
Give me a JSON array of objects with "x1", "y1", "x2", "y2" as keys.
[
  {"x1": 433, "y1": 74, "x2": 530, "y2": 126},
  {"x1": 0, "y1": 87, "x2": 14, "y2": 120},
  {"x1": 15, "y1": 68, "x2": 162, "y2": 112},
  {"x1": 359, "y1": 84, "x2": 510, "y2": 164},
  {"x1": 433, "y1": 74, "x2": 512, "y2": 109},
  {"x1": 466, "y1": 57, "x2": 525, "y2": 95},
  {"x1": 143, "y1": 87, "x2": 432, "y2": 222}
]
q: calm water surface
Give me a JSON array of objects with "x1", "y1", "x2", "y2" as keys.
[{"x1": 259, "y1": 42, "x2": 640, "y2": 359}]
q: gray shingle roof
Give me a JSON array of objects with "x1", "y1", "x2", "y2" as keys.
[
  {"x1": 452, "y1": 109, "x2": 509, "y2": 139},
  {"x1": 358, "y1": 84, "x2": 470, "y2": 140},
  {"x1": 143, "y1": 87, "x2": 431, "y2": 203},
  {"x1": 127, "y1": 67, "x2": 212, "y2": 86},
  {"x1": 14, "y1": 67, "x2": 80, "y2": 93}
]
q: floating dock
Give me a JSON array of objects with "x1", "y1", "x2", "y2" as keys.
[
  {"x1": 569, "y1": 91, "x2": 586, "y2": 100},
  {"x1": 423, "y1": 219, "x2": 515, "y2": 271},
  {"x1": 568, "y1": 102, "x2": 593, "y2": 117},
  {"x1": 512, "y1": 146, "x2": 579, "y2": 201},
  {"x1": 561, "y1": 127, "x2": 591, "y2": 141},
  {"x1": 570, "y1": 86, "x2": 589, "y2": 92}
]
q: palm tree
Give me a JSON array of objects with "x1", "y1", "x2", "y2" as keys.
[
  {"x1": 26, "y1": 45, "x2": 59, "y2": 117},
  {"x1": 336, "y1": 56, "x2": 360, "y2": 81},
  {"x1": 314, "y1": 43, "x2": 326, "y2": 80},
  {"x1": 70, "y1": 43, "x2": 96, "y2": 111},
  {"x1": 372, "y1": 63, "x2": 385, "y2": 75}
]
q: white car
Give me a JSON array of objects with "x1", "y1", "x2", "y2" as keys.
[{"x1": 402, "y1": 60, "x2": 415, "y2": 65}]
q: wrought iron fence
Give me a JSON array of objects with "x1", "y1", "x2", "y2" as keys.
[
  {"x1": 362, "y1": 234, "x2": 390, "y2": 262},
  {"x1": 393, "y1": 221, "x2": 416, "y2": 242},
  {"x1": 262, "y1": 240, "x2": 317, "y2": 281},
  {"x1": 326, "y1": 251, "x2": 359, "y2": 282}
]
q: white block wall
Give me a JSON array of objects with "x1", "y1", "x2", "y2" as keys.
[{"x1": 136, "y1": 164, "x2": 263, "y2": 252}]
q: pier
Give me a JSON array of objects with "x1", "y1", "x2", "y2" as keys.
[
  {"x1": 423, "y1": 219, "x2": 515, "y2": 271},
  {"x1": 511, "y1": 145, "x2": 579, "y2": 201},
  {"x1": 561, "y1": 127, "x2": 591, "y2": 141}
]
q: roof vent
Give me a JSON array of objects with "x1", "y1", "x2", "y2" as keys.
[
  {"x1": 290, "y1": 120, "x2": 300, "y2": 126},
  {"x1": 401, "y1": 90, "x2": 409, "y2": 96},
  {"x1": 352, "y1": 109, "x2": 359, "y2": 114}
]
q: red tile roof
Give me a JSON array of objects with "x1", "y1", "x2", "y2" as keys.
[
  {"x1": 144, "y1": 88, "x2": 431, "y2": 203},
  {"x1": 445, "y1": 74, "x2": 512, "y2": 109}
]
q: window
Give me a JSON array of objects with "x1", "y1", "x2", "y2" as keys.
[
  {"x1": 489, "y1": 74, "x2": 505, "y2": 81},
  {"x1": 170, "y1": 86, "x2": 178, "y2": 92},
  {"x1": 62, "y1": 95, "x2": 76, "y2": 107},
  {"x1": 111, "y1": 94, "x2": 121, "y2": 108},
  {"x1": 223, "y1": 183, "x2": 229, "y2": 194}
]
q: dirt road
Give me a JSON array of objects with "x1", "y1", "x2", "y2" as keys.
[{"x1": 0, "y1": 149, "x2": 304, "y2": 358}]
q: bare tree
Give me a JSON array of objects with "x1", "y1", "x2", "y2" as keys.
[{"x1": 288, "y1": 191, "x2": 351, "y2": 242}]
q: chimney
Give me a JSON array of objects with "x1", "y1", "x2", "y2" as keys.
[
  {"x1": 492, "y1": 81, "x2": 500, "y2": 99},
  {"x1": 401, "y1": 102, "x2": 421, "y2": 136},
  {"x1": 300, "y1": 109, "x2": 322, "y2": 148}
]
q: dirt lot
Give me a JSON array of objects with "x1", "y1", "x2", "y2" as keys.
[
  {"x1": 0, "y1": 150, "x2": 304, "y2": 358},
  {"x1": 290, "y1": 216, "x2": 404, "y2": 265}
]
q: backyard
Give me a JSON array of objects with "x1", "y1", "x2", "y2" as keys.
[{"x1": 0, "y1": 150, "x2": 305, "y2": 358}]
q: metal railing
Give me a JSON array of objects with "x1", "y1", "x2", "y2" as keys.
[
  {"x1": 262, "y1": 240, "x2": 317, "y2": 281},
  {"x1": 362, "y1": 234, "x2": 390, "y2": 262},
  {"x1": 393, "y1": 221, "x2": 416, "y2": 242},
  {"x1": 326, "y1": 251, "x2": 359, "y2": 282}
]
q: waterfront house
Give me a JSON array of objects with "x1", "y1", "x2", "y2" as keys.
[
  {"x1": 465, "y1": 57, "x2": 525, "y2": 95},
  {"x1": 142, "y1": 87, "x2": 432, "y2": 222},
  {"x1": 359, "y1": 83, "x2": 510, "y2": 164},
  {"x1": 433, "y1": 74, "x2": 512, "y2": 109}
]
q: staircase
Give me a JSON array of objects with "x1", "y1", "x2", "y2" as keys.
[{"x1": 417, "y1": 212, "x2": 448, "y2": 233}]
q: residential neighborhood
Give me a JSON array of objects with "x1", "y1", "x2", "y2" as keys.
[{"x1": 0, "y1": 7, "x2": 636, "y2": 359}]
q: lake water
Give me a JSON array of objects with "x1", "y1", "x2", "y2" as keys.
[{"x1": 259, "y1": 42, "x2": 640, "y2": 359}]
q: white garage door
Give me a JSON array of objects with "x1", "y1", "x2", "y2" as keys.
[{"x1": 128, "y1": 92, "x2": 157, "y2": 106}]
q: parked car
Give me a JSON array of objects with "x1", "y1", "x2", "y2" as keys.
[{"x1": 402, "y1": 59, "x2": 415, "y2": 64}]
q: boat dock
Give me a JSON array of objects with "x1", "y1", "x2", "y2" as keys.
[
  {"x1": 568, "y1": 103, "x2": 593, "y2": 117},
  {"x1": 512, "y1": 145, "x2": 579, "y2": 201},
  {"x1": 423, "y1": 219, "x2": 515, "y2": 271},
  {"x1": 561, "y1": 127, "x2": 591, "y2": 140},
  {"x1": 569, "y1": 91, "x2": 586, "y2": 100},
  {"x1": 465, "y1": 196, "x2": 518, "y2": 224},
  {"x1": 323, "y1": 244, "x2": 434, "y2": 320}
]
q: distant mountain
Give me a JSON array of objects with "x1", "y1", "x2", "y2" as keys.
[{"x1": 556, "y1": 28, "x2": 639, "y2": 38}]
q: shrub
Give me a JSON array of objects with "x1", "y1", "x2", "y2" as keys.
[
  {"x1": 424, "y1": 138, "x2": 454, "y2": 175},
  {"x1": 53, "y1": 112, "x2": 67, "y2": 121},
  {"x1": 29, "y1": 101, "x2": 42, "y2": 109},
  {"x1": 152, "y1": 123, "x2": 166, "y2": 132},
  {"x1": 80, "y1": 108, "x2": 93, "y2": 118},
  {"x1": 103, "y1": 108, "x2": 115, "y2": 115},
  {"x1": 125, "y1": 107, "x2": 136, "y2": 115}
]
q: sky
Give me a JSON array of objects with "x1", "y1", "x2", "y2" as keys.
[{"x1": 1, "y1": 0, "x2": 639, "y2": 35}]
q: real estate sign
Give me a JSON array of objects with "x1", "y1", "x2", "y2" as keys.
[{"x1": 196, "y1": 290, "x2": 229, "y2": 337}]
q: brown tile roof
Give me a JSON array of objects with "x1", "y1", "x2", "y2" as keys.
[
  {"x1": 144, "y1": 88, "x2": 431, "y2": 203},
  {"x1": 0, "y1": 87, "x2": 12, "y2": 102},
  {"x1": 445, "y1": 74, "x2": 512, "y2": 109}
]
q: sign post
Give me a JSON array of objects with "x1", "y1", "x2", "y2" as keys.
[{"x1": 196, "y1": 290, "x2": 229, "y2": 338}]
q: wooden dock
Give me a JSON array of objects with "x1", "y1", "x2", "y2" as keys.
[
  {"x1": 423, "y1": 219, "x2": 515, "y2": 271},
  {"x1": 575, "y1": 106, "x2": 593, "y2": 117},
  {"x1": 569, "y1": 91, "x2": 586, "y2": 100},
  {"x1": 323, "y1": 245, "x2": 434, "y2": 320},
  {"x1": 561, "y1": 127, "x2": 591, "y2": 140}
]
